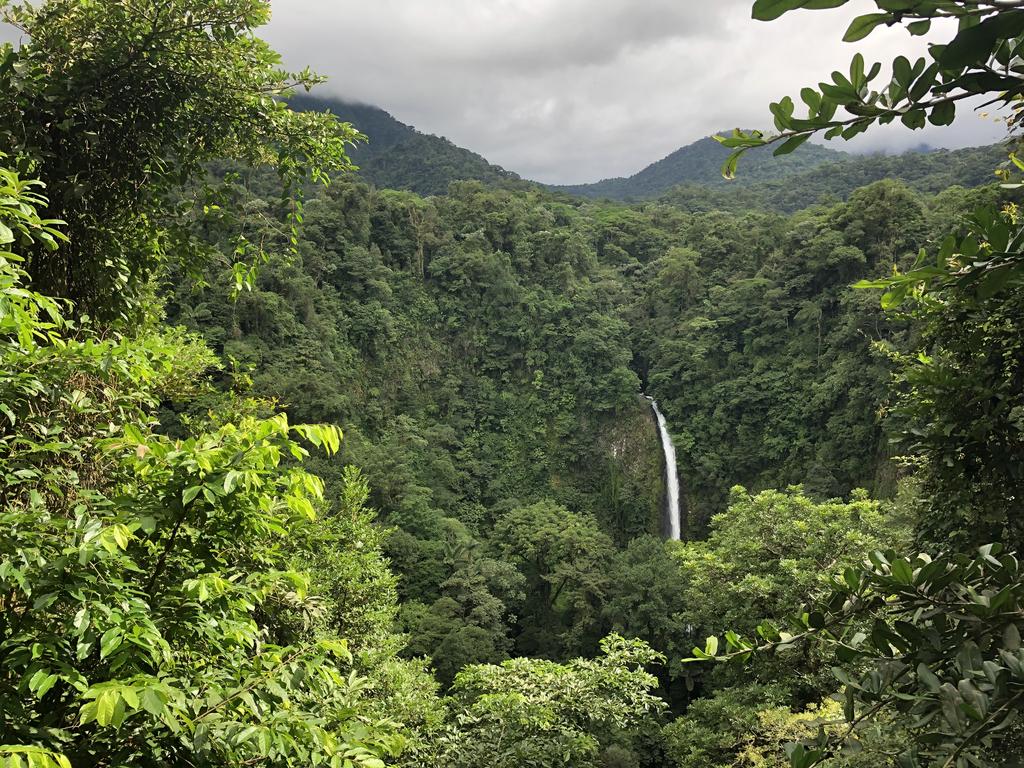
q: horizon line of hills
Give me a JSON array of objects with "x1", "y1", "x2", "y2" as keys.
[{"x1": 291, "y1": 93, "x2": 1007, "y2": 210}]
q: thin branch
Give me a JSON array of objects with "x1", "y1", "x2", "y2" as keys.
[{"x1": 942, "y1": 690, "x2": 1024, "y2": 768}]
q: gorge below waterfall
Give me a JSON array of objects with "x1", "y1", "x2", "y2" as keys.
[{"x1": 645, "y1": 395, "x2": 682, "y2": 541}]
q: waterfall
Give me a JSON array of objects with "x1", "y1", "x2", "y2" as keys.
[{"x1": 645, "y1": 396, "x2": 681, "y2": 541}]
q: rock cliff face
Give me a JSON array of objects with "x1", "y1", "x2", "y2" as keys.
[{"x1": 599, "y1": 397, "x2": 670, "y2": 542}]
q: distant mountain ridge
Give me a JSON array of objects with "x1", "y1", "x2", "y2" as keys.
[
  {"x1": 289, "y1": 95, "x2": 523, "y2": 196},
  {"x1": 293, "y1": 94, "x2": 1007, "y2": 211},
  {"x1": 549, "y1": 135, "x2": 849, "y2": 200},
  {"x1": 658, "y1": 142, "x2": 1007, "y2": 213}
]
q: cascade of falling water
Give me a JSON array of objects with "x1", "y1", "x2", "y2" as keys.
[{"x1": 644, "y1": 396, "x2": 681, "y2": 541}]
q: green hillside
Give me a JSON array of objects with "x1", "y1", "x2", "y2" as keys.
[
  {"x1": 660, "y1": 142, "x2": 1007, "y2": 213},
  {"x1": 292, "y1": 97, "x2": 1007, "y2": 216},
  {"x1": 291, "y1": 95, "x2": 524, "y2": 196},
  {"x1": 550, "y1": 135, "x2": 848, "y2": 199}
]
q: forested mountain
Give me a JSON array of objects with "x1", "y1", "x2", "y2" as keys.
[
  {"x1": 293, "y1": 94, "x2": 1006, "y2": 215},
  {"x1": 6, "y1": 2, "x2": 1024, "y2": 768},
  {"x1": 290, "y1": 95, "x2": 523, "y2": 196},
  {"x1": 551, "y1": 136, "x2": 847, "y2": 199},
  {"x1": 661, "y1": 142, "x2": 1007, "y2": 212},
  {"x1": 157, "y1": 156, "x2": 1021, "y2": 763},
  {"x1": 555, "y1": 136, "x2": 1006, "y2": 204}
]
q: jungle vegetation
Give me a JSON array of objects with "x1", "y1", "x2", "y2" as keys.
[{"x1": 1, "y1": 1, "x2": 1024, "y2": 767}]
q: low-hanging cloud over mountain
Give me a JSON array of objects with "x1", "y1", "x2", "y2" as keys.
[
  {"x1": 259, "y1": 0, "x2": 1009, "y2": 184},
  {"x1": 3, "y1": 1, "x2": 1009, "y2": 184}
]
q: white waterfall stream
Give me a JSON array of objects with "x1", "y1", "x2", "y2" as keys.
[{"x1": 645, "y1": 396, "x2": 681, "y2": 541}]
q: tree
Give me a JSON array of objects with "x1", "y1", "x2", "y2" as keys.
[
  {"x1": 602, "y1": 537, "x2": 692, "y2": 708},
  {"x1": 723, "y1": 1, "x2": 1024, "y2": 345},
  {"x1": 0, "y1": 0, "x2": 359, "y2": 319},
  {"x1": 400, "y1": 556, "x2": 525, "y2": 687},
  {"x1": 676, "y1": 487, "x2": 906, "y2": 634},
  {"x1": 440, "y1": 636, "x2": 665, "y2": 768},
  {"x1": 662, "y1": 684, "x2": 857, "y2": 768},
  {"x1": 883, "y1": 258, "x2": 1024, "y2": 551},
  {"x1": 693, "y1": 544, "x2": 1024, "y2": 768},
  {"x1": 495, "y1": 501, "x2": 616, "y2": 658}
]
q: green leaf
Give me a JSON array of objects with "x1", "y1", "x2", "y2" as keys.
[
  {"x1": 36, "y1": 673, "x2": 59, "y2": 698},
  {"x1": 1004, "y1": 623, "x2": 1022, "y2": 651},
  {"x1": 117, "y1": 687, "x2": 138, "y2": 711},
  {"x1": 704, "y1": 635, "x2": 719, "y2": 656},
  {"x1": 753, "y1": 0, "x2": 854, "y2": 21},
  {"x1": 800, "y1": 87, "x2": 822, "y2": 113},
  {"x1": 928, "y1": 100, "x2": 955, "y2": 127},
  {"x1": 99, "y1": 628, "x2": 123, "y2": 659},
  {"x1": 774, "y1": 133, "x2": 812, "y2": 157},
  {"x1": 917, "y1": 663, "x2": 942, "y2": 693},
  {"x1": 892, "y1": 55, "x2": 913, "y2": 88},
  {"x1": 907, "y1": 19, "x2": 930, "y2": 36},
  {"x1": 140, "y1": 688, "x2": 166, "y2": 716},
  {"x1": 0, "y1": 403, "x2": 16, "y2": 425},
  {"x1": 844, "y1": 13, "x2": 890, "y2": 43},
  {"x1": 721, "y1": 150, "x2": 741, "y2": 180},
  {"x1": 900, "y1": 109, "x2": 926, "y2": 130},
  {"x1": 752, "y1": 0, "x2": 807, "y2": 21},
  {"x1": 891, "y1": 559, "x2": 914, "y2": 585},
  {"x1": 95, "y1": 690, "x2": 117, "y2": 727},
  {"x1": 940, "y1": 10, "x2": 1024, "y2": 69}
]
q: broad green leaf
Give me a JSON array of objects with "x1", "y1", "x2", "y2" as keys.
[
  {"x1": 900, "y1": 109, "x2": 926, "y2": 130},
  {"x1": 773, "y1": 133, "x2": 812, "y2": 157},
  {"x1": 928, "y1": 100, "x2": 955, "y2": 127},
  {"x1": 844, "y1": 13, "x2": 890, "y2": 43},
  {"x1": 893, "y1": 55, "x2": 913, "y2": 88},
  {"x1": 95, "y1": 690, "x2": 117, "y2": 727},
  {"x1": 917, "y1": 663, "x2": 942, "y2": 693},
  {"x1": 940, "y1": 10, "x2": 1024, "y2": 69},
  {"x1": 99, "y1": 628, "x2": 123, "y2": 659},
  {"x1": 140, "y1": 688, "x2": 166, "y2": 716},
  {"x1": 704, "y1": 636, "x2": 719, "y2": 656},
  {"x1": 907, "y1": 19, "x2": 930, "y2": 36},
  {"x1": 753, "y1": 0, "x2": 846, "y2": 21},
  {"x1": 891, "y1": 559, "x2": 914, "y2": 584},
  {"x1": 752, "y1": 0, "x2": 807, "y2": 21}
]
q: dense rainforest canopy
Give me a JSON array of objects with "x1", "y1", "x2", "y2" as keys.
[{"x1": 2, "y1": 1, "x2": 1024, "y2": 767}]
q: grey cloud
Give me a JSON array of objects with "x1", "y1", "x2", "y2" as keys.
[
  {"x1": 259, "y1": 0, "x2": 1008, "y2": 183},
  {"x1": 274, "y1": 0, "x2": 747, "y2": 73}
]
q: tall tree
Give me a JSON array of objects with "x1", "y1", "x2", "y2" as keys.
[{"x1": 0, "y1": 0, "x2": 358, "y2": 319}]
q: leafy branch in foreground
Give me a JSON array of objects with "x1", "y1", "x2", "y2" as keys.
[
  {"x1": 686, "y1": 544, "x2": 1024, "y2": 768},
  {"x1": 717, "y1": 1, "x2": 1024, "y2": 178},
  {"x1": 852, "y1": 202, "x2": 1024, "y2": 306},
  {"x1": 0, "y1": 160, "x2": 400, "y2": 767}
]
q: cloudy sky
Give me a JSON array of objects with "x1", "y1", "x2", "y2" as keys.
[
  {"x1": 258, "y1": 0, "x2": 1008, "y2": 184},
  {"x1": 1, "y1": 1, "x2": 1008, "y2": 184}
]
